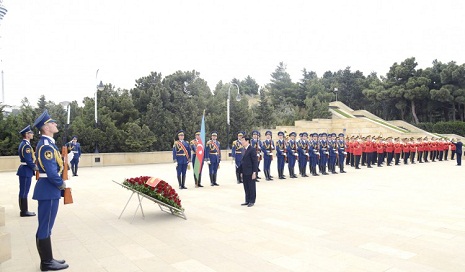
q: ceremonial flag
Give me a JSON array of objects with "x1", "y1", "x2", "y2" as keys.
[{"x1": 194, "y1": 111, "x2": 206, "y2": 181}]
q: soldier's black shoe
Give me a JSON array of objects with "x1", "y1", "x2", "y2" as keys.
[
  {"x1": 340, "y1": 170, "x2": 347, "y2": 173},
  {"x1": 198, "y1": 184, "x2": 204, "y2": 187},
  {"x1": 213, "y1": 183, "x2": 219, "y2": 186},
  {"x1": 331, "y1": 171, "x2": 338, "y2": 174},
  {"x1": 241, "y1": 203, "x2": 249, "y2": 206}
]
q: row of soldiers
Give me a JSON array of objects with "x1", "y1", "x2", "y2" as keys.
[{"x1": 173, "y1": 129, "x2": 463, "y2": 188}]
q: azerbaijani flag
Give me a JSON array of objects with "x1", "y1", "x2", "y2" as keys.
[{"x1": 194, "y1": 111, "x2": 206, "y2": 181}]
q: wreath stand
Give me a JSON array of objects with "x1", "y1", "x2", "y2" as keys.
[{"x1": 112, "y1": 180, "x2": 187, "y2": 222}]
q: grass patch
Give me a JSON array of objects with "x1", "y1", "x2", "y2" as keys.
[
  {"x1": 368, "y1": 118, "x2": 409, "y2": 133},
  {"x1": 332, "y1": 108, "x2": 353, "y2": 118}
]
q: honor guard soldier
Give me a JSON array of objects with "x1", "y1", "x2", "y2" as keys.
[
  {"x1": 451, "y1": 138, "x2": 463, "y2": 166},
  {"x1": 275, "y1": 131, "x2": 287, "y2": 179},
  {"x1": 385, "y1": 137, "x2": 394, "y2": 166},
  {"x1": 173, "y1": 130, "x2": 191, "y2": 189},
  {"x1": 286, "y1": 132, "x2": 298, "y2": 178},
  {"x1": 261, "y1": 130, "x2": 275, "y2": 180},
  {"x1": 450, "y1": 138, "x2": 456, "y2": 160},
  {"x1": 416, "y1": 137, "x2": 424, "y2": 163},
  {"x1": 353, "y1": 136, "x2": 363, "y2": 169},
  {"x1": 393, "y1": 137, "x2": 402, "y2": 165},
  {"x1": 319, "y1": 133, "x2": 329, "y2": 175},
  {"x1": 32, "y1": 110, "x2": 69, "y2": 271},
  {"x1": 205, "y1": 131, "x2": 221, "y2": 186},
  {"x1": 16, "y1": 125, "x2": 37, "y2": 217},
  {"x1": 337, "y1": 133, "x2": 347, "y2": 173},
  {"x1": 232, "y1": 131, "x2": 244, "y2": 183},
  {"x1": 376, "y1": 137, "x2": 385, "y2": 167},
  {"x1": 251, "y1": 130, "x2": 262, "y2": 180},
  {"x1": 190, "y1": 131, "x2": 205, "y2": 187},
  {"x1": 309, "y1": 133, "x2": 320, "y2": 176},
  {"x1": 297, "y1": 132, "x2": 309, "y2": 177},
  {"x1": 328, "y1": 133, "x2": 338, "y2": 174},
  {"x1": 67, "y1": 136, "x2": 81, "y2": 176},
  {"x1": 423, "y1": 137, "x2": 430, "y2": 162}
]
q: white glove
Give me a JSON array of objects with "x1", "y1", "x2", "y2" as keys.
[
  {"x1": 59, "y1": 181, "x2": 66, "y2": 190},
  {"x1": 173, "y1": 160, "x2": 177, "y2": 164}
]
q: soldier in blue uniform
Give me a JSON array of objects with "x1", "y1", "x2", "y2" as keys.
[
  {"x1": 275, "y1": 131, "x2": 287, "y2": 179},
  {"x1": 286, "y1": 132, "x2": 298, "y2": 178},
  {"x1": 67, "y1": 136, "x2": 81, "y2": 176},
  {"x1": 251, "y1": 130, "x2": 262, "y2": 180},
  {"x1": 451, "y1": 138, "x2": 463, "y2": 166},
  {"x1": 319, "y1": 133, "x2": 329, "y2": 175},
  {"x1": 232, "y1": 131, "x2": 244, "y2": 183},
  {"x1": 190, "y1": 131, "x2": 205, "y2": 187},
  {"x1": 309, "y1": 133, "x2": 320, "y2": 176},
  {"x1": 16, "y1": 125, "x2": 37, "y2": 217},
  {"x1": 297, "y1": 132, "x2": 309, "y2": 177},
  {"x1": 205, "y1": 131, "x2": 221, "y2": 186},
  {"x1": 32, "y1": 110, "x2": 69, "y2": 271},
  {"x1": 173, "y1": 130, "x2": 191, "y2": 189},
  {"x1": 261, "y1": 130, "x2": 275, "y2": 180},
  {"x1": 337, "y1": 133, "x2": 347, "y2": 173},
  {"x1": 328, "y1": 133, "x2": 338, "y2": 174}
]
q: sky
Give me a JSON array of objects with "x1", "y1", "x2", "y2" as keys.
[{"x1": 0, "y1": 0, "x2": 464, "y2": 107}]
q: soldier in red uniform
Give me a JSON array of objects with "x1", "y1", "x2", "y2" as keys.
[
  {"x1": 376, "y1": 137, "x2": 385, "y2": 167},
  {"x1": 364, "y1": 136, "x2": 373, "y2": 168},
  {"x1": 409, "y1": 137, "x2": 417, "y2": 164},
  {"x1": 451, "y1": 138, "x2": 457, "y2": 160},
  {"x1": 385, "y1": 137, "x2": 394, "y2": 166},
  {"x1": 430, "y1": 137, "x2": 437, "y2": 162},
  {"x1": 353, "y1": 137, "x2": 363, "y2": 169},
  {"x1": 394, "y1": 137, "x2": 403, "y2": 165},
  {"x1": 402, "y1": 138, "x2": 410, "y2": 164},
  {"x1": 423, "y1": 137, "x2": 430, "y2": 162},
  {"x1": 437, "y1": 138, "x2": 444, "y2": 161},
  {"x1": 416, "y1": 137, "x2": 424, "y2": 163}
]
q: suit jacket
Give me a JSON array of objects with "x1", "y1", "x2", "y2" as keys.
[{"x1": 239, "y1": 145, "x2": 258, "y2": 176}]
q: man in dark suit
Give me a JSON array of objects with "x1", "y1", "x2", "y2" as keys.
[
  {"x1": 239, "y1": 135, "x2": 258, "y2": 207},
  {"x1": 451, "y1": 138, "x2": 463, "y2": 166}
]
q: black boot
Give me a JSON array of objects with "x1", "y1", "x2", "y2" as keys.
[
  {"x1": 177, "y1": 175, "x2": 182, "y2": 189},
  {"x1": 210, "y1": 174, "x2": 214, "y2": 186},
  {"x1": 213, "y1": 173, "x2": 219, "y2": 186},
  {"x1": 181, "y1": 175, "x2": 187, "y2": 189},
  {"x1": 198, "y1": 174, "x2": 204, "y2": 187},
  {"x1": 291, "y1": 168, "x2": 297, "y2": 178},
  {"x1": 265, "y1": 170, "x2": 271, "y2": 181},
  {"x1": 19, "y1": 198, "x2": 36, "y2": 217},
  {"x1": 322, "y1": 166, "x2": 329, "y2": 175},
  {"x1": 38, "y1": 237, "x2": 69, "y2": 271},
  {"x1": 36, "y1": 238, "x2": 66, "y2": 265}
]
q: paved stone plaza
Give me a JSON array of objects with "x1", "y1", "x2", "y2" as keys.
[{"x1": 1, "y1": 158, "x2": 464, "y2": 272}]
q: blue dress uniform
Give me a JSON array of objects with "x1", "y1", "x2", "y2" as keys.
[
  {"x1": 251, "y1": 130, "x2": 262, "y2": 180},
  {"x1": 173, "y1": 130, "x2": 191, "y2": 189},
  {"x1": 261, "y1": 130, "x2": 275, "y2": 181},
  {"x1": 286, "y1": 132, "x2": 298, "y2": 178},
  {"x1": 32, "y1": 110, "x2": 69, "y2": 271},
  {"x1": 16, "y1": 125, "x2": 37, "y2": 217},
  {"x1": 275, "y1": 132, "x2": 287, "y2": 179},
  {"x1": 68, "y1": 136, "x2": 81, "y2": 176},
  {"x1": 319, "y1": 133, "x2": 329, "y2": 175},
  {"x1": 328, "y1": 133, "x2": 338, "y2": 174},
  {"x1": 337, "y1": 133, "x2": 347, "y2": 173},
  {"x1": 232, "y1": 131, "x2": 244, "y2": 183},
  {"x1": 205, "y1": 131, "x2": 221, "y2": 186},
  {"x1": 309, "y1": 133, "x2": 320, "y2": 176},
  {"x1": 190, "y1": 131, "x2": 205, "y2": 187},
  {"x1": 451, "y1": 139, "x2": 463, "y2": 166},
  {"x1": 297, "y1": 132, "x2": 309, "y2": 177}
]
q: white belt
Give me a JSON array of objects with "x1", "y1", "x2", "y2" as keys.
[
  {"x1": 38, "y1": 173, "x2": 48, "y2": 178},
  {"x1": 72, "y1": 151, "x2": 79, "y2": 153},
  {"x1": 20, "y1": 162, "x2": 27, "y2": 165}
]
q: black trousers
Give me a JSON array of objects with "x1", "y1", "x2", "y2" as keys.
[{"x1": 242, "y1": 174, "x2": 256, "y2": 204}]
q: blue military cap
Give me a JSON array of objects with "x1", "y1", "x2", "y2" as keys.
[
  {"x1": 338, "y1": 133, "x2": 344, "y2": 137},
  {"x1": 195, "y1": 130, "x2": 200, "y2": 136},
  {"x1": 265, "y1": 130, "x2": 272, "y2": 136},
  {"x1": 313, "y1": 133, "x2": 318, "y2": 137},
  {"x1": 252, "y1": 130, "x2": 259, "y2": 135},
  {"x1": 237, "y1": 131, "x2": 244, "y2": 136},
  {"x1": 211, "y1": 131, "x2": 218, "y2": 136},
  {"x1": 289, "y1": 132, "x2": 296, "y2": 137},
  {"x1": 177, "y1": 130, "x2": 185, "y2": 136},
  {"x1": 19, "y1": 125, "x2": 33, "y2": 135},
  {"x1": 277, "y1": 131, "x2": 284, "y2": 136},
  {"x1": 33, "y1": 110, "x2": 56, "y2": 130},
  {"x1": 72, "y1": 135, "x2": 78, "y2": 139},
  {"x1": 298, "y1": 133, "x2": 302, "y2": 137},
  {"x1": 302, "y1": 132, "x2": 308, "y2": 137},
  {"x1": 321, "y1": 132, "x2": 327, "y2": 137},
  {"x1": 331, "y1": 133, "x2": 337, "y2": 137}
]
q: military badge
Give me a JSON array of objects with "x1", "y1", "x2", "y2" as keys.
[
  {"x1": 44, "y1": 150, "x2": 54, "y2": 160},
  {"x1": 26, "y1": 148, "x2": 31, "y2": 153}
]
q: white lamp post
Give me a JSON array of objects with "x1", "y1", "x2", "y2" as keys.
[
  {"x1": 94, "y1": 69, "x2": 105, "y2": 153},
  {"x1": 227, "y1": 83, "x2": 240, "y2": 152}
]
